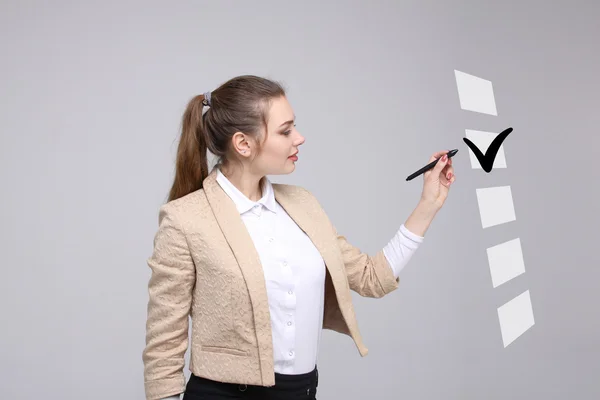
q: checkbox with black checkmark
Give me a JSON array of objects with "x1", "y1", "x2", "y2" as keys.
[{"x1": 463, "y1": 127, "x2": 513, "y2": 172}]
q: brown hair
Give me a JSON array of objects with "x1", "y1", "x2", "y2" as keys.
[{"x1": 167, "y1": 75, "x2": 286, "y2": 202}]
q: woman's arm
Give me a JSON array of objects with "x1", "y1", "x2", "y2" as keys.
[
  {"x1": 333, "y1": 224, "x2": 401, "y2": 298},
  {"x1": 403, "y1": 199, "x2": 439, "y2": 237},
  {"x1": 333, "y1": 198, "x2": 440, "y2": 298},
  {"x1": 143, "y1": 205, "x2": 195, "y2": 400}
]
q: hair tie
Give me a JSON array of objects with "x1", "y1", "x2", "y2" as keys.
[{"x1": 202, "y1": 91, "x2": 212, "y2": 107}]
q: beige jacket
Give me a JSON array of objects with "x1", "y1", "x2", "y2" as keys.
[{"x1": 143, "y1": 167, "x2": 400, "y2": 399}]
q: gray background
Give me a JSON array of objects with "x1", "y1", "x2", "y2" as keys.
[{"x1": 1, "y1": 1, "x2": 598, "y2": 399}]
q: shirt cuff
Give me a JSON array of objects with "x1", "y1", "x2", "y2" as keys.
[
  {"x1": 399, "y1": 223, "x2": 424, "y2": 246},
  {"x1": 382, "y1": 224, "x2": 424, "y2": 278}
]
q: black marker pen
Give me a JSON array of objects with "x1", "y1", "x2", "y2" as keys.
[{"x1": 406, "y1": 149, "x2": 458, "y2": 181}]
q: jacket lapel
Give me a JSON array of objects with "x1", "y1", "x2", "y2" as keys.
[
  {"x1": 202, "y1": 168, "x2": 275, "y2": 378},
  {"x1": 272, "y1": 185, "x2": 350, "y2": 299}
]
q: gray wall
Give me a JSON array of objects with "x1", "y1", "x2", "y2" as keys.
[{"x1": 1, "y1": 1, "x2": 598, "y2": 399}]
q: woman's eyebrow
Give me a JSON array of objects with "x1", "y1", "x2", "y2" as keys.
[{"x1": 278, "y1": 114, "x2": 296, "y2": 128}]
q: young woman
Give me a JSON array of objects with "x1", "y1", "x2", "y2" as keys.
[{"x1": 142, "y1": 75, "x2": 455, "y2": 400}]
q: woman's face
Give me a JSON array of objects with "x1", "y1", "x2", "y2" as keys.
[{"x1": 252, "y1": 95, "x2": 305, "y2": 176}]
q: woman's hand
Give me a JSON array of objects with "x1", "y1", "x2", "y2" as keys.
[{"x1": 420, "y1": 150, "x2": 456, "y2": 211}]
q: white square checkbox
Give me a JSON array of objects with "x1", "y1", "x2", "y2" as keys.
[
  {"x1": 497, "y1": 290, "x2": 535, "y2": 348},
  {"x1": 454, "y1": 70, "x2": 498, "y2": 115},
  {"x1": 487, "y1": 238, "x2": 526, "y2": 288},
  {"x1": 475, "y1": 186, "x2": 516, "y2": 228},
  {"x1": 465, "y1": 129, "x2": 507, "y2": 169}
]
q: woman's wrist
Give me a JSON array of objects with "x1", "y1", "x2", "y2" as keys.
[{"x1": 403, "y1": 199, "x2": 439, "y2": 237}]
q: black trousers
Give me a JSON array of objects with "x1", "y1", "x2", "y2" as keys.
[{"x1": 182, "y1": 365, "x2": 319, "y2": 400}]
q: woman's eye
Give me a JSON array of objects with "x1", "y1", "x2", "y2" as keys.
[{"x1": 283, "y1": 123, "x2": 296, "y2": 135}]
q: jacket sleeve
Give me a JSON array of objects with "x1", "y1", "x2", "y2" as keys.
[
  {"x1": 142, "y1": 204, "x2": 196, "y2": 400},
  {"x1": 334, "y1": 225, "x2": 400, "y2": 298}
]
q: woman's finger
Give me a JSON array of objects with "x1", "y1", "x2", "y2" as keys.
[
  {"x1": 430, "y1": 152, "x2": 449, "y2": 178},
  {"x1": 443, "y1": 164, "x2": 454, "y2": 179},
  {"x1": 443, "y1": 165, "x2": 455, "y2": 185},
  {"x1": 428, "y1": 150, "x2": 450, "y2": 163}
]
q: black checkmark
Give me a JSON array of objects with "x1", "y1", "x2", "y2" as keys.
[{"x1": 463, "y1": 127, "x2": 513, "y2": 172}]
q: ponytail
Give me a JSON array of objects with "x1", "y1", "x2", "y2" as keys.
[{"x1": 167, "y1": 94, "x2": 210, "y2": 202}]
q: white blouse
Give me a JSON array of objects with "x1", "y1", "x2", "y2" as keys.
[{"x1": 160, "y1": 168, "x2": 424, "y2": 399}]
